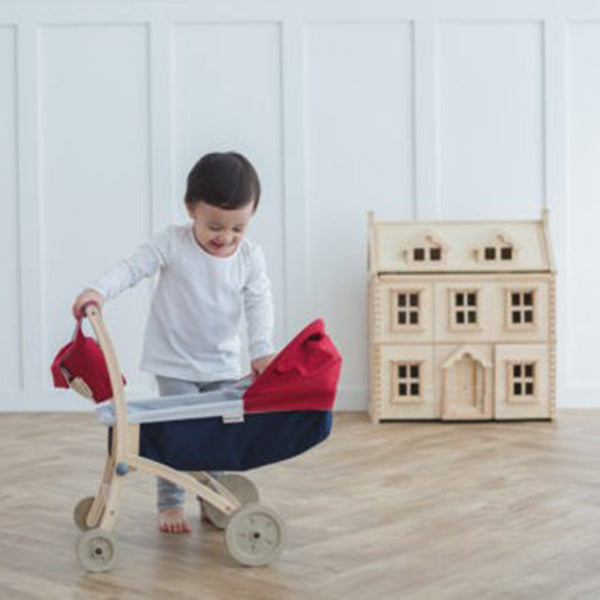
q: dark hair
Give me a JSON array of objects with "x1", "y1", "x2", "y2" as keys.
[{"x1": 184, "y1": 152, "x2": 261, "y2": 211}]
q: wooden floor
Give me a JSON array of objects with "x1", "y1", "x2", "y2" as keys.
[{"x1": 2, "y1": 411, "x2": 600, "y2": 599}]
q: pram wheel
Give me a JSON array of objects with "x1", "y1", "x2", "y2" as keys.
[
  {"x1": 225, "y1": 502, "x2": 286, "y2": 566},
  {"x1": 202, "y1": 473, "x2": 259, "y2": 530},
  {"x1": 76, "y1": 528, "x2": 117, "y2": 573},
  {"x1": 73, "y1": 496, "x2": 97, "y2": 531}
]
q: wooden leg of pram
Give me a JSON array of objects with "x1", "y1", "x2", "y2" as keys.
[
  {"x1": 95, "y1": 462, "x2": 126, "y2": 533},
  {"x1": 192, "y1": 471, "x2": 242, "y2": 506},
  {"x1": 128, "y1": 455, "x2": 241, "y2": 517},
  {"x1": 73, "y1": 454, "x2": 113, "y2": 531},
  {"x1": 85, "y1": 423, "x2": 138, "y2": 530},
  {"x1": 192, "y1": 472, "x2": 260, "y2": 530},
  {"x1": 86, "y1": 454, "x2": 114, "y2": 528},
  {"x1": 93, "y1": 424, "x2": 142, "y2": 531},
  {"x1": 74, "y1": 455, "x2": 123, "y2": 574},
  {"x1": 92, "y1": 423, "x2": 139, "y2": 531}
]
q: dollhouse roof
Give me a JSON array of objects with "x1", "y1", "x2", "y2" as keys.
[{"x1": 368, "y1": 211, "x2": 555, "y2": 275}]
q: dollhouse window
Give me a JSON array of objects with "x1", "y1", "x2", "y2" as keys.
[
  {"x1": 391, "y1": 289, "x2": 423, "y2": 331},
  {"x1": 413, "y1": 248, "x2": 425, "y2": 261},
  {"x1": 476, "y1": 233, "x2": 517, "y2": 264},
  {"x1": 484, "y1": 244, "x2": 513, "y2": 261},
  {"x1": 396, "y1": 292, "x2": 419, "y2": 325},
  {"x1": 511, "y1": 291, "x2": 534, "y2": 324},
  {"x1": 506, "y1": 289, "x2": 536, "y2": 329},
  {"x1": 405, "y1": 233, "x2": 446, "y2": 266},
  {"x1": 392, "y1": 362, "x2": 421, "y2": 402},
  {"x1": 450, "y1": 290, "x2": 479, "y2": 329},
  {"x1": 510, "y1": 363, "x2": 536, "y2": 400}
]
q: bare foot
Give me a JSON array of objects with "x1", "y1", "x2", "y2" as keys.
[{"x1": 158, "y1": 507, "x2": 191, "y2": 534}]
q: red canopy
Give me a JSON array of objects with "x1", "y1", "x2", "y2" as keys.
[{"x1": 243, "y1": 319, "x2": 342, "y2": 414}]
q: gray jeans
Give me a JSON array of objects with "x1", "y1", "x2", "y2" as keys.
[{"x1": 155, "y1": 375, "x2": 234, "y2": 512}]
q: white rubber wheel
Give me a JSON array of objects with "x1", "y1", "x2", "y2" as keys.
[
  {"x1": 203, "y1": 473, "x2": 259, "y2": 530},
  {"x1": 224, "y1": 503, "x2": 286, "y2": 567},
  {"x1": 73, "y1": 496, "x2": 96, "y2": 531},
  {"x1": 76, "y1": 529, "x2": 117, "y2": 573}
]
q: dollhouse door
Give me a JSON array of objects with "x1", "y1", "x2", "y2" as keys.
[{"x1": 441, "y1": 348, "x2": 492, "y2": 420}]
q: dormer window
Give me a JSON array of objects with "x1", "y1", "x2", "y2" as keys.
[
  {"x1": 484, "y1": 243, "x2": 513, "y2": 262},
  {"x1": 404, "y1": 231, "x2": 447, "y2": 266},
  {"x1": 475, "y1": 231, "x2": 518, "y2": 265}
]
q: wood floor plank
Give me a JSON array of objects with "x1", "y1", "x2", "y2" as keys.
[{"x1": 1, "y1": 411, "x2": 600, "y2": 599}]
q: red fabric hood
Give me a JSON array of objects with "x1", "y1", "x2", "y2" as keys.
[{"x1": 243, "y1": 319, "x2": 342, "y2": 413}]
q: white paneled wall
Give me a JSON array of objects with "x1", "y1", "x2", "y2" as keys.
[
  {"x1": 438, "y1": 21, "x2": 544, "y2": 217},
  {"x1": 566, "y1": 23, "x2": 600, "y2": 403},
  {"x1": 1, "y1": 1, "x2": 599, "y2": 410},
  {"x1": 306, "y1": 22, "x2": 415, "y2": 409},
  {"x1": 41, "y1": 24, "x2": 153, "y2": 402}
]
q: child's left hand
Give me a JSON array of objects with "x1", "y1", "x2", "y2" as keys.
[{"x1": 251, "y1": 354, "x2": 275, "y2": 377}]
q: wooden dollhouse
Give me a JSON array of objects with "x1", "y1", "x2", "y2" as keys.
[{"x1": 368, "y1": 211, "x2": 556, "y2": 422}]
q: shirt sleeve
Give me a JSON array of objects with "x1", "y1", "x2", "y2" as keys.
[
  {"x1": 89, "y1": 226, "x2": 174, "y2": 301},
  {"x1": 243, "y1": 245, "x2": 275, "y2": 361}
]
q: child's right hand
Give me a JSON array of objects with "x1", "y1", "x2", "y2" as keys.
[{"x1": 72, "y1": 289, "x2": 105, "y2": 318}]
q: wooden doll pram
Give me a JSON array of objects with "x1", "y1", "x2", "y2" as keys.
[{"x1": 71, "y1": 304, "x2": 342, "y2": 572}]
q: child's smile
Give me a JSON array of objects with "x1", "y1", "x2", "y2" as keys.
[{"x1": 187, "y1": 201, "x2": 254, "y2": 258}]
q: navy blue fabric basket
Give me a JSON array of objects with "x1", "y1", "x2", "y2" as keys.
[{"x1": 109, "y1": 410, "x2": 333, "y2": 472}]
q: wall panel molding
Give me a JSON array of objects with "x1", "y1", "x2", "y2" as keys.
[
  {"x1": 16, "y1": 23, "x2": 44, "y2": 395},
  {"x1": 437, "y1": 20, "x2": 545, "y2": 218},
  {"x1": 281, "y1": 19, "x2": 309, "y2": 338},
  {"x1": 0, "y1": 25, "x2": 21, "y2": 395}
]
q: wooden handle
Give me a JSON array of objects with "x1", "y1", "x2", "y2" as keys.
[
  {"x1": 84, "y1": 304, "x2": 129, "y2": 460},
  {"x1": 81, "y1": 301, "x2": 101, "y2": 319}
]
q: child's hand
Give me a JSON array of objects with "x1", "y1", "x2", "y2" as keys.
[
  {"x1": 72, "y1": 289, "x2": 105, "y2": 318},
  {"x1": 251, "y1": 354, "x2": 275, "y2": 377}
]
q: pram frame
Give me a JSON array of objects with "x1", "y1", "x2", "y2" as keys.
[{"x1": 81, "y1": 303, "x2": 242, "y2": 534}]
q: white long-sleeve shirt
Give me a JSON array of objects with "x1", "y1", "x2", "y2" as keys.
[{"x1": 90, "y1": 224, "x2": 274, "y2": 382}]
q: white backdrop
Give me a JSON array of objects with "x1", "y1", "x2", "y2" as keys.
[{"x1": 1, "y1": 0, "x2": 599, "y2": 410}]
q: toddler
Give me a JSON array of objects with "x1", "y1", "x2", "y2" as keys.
[{"x1": 72, "y1": 152, "x2": 275, "y2": 533}]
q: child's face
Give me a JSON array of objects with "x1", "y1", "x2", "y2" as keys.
[{"x1": 187, "y1": 201, "x2": 255, "y2": 257}]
